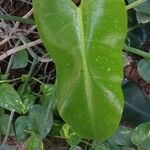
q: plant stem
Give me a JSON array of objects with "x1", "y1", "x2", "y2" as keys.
[
  {"x1": 0, "y1": 78, "x2": 21, "y2": 83},
  {"x1": 3, "y1": 40, "x2": 22, "y2": 79},
  {"x1": 3, "y1": 55, "x2": 14, "y2": 79},
  {"x1": 0, "y1": 39, "x2": 42, "y2": 61},
  {"x1": 81, "y1": 140, "x2": 92, "y2": 146},
  {"x1": 20, "y1": 58, "x2": 37, "y2": 95},
  {"x1": 128, "y1": 24, "x2": 141, "y2": 32},
  {"x1": 0, "y1": 14, "x2": 35, "y2": 25},
  {"x1": 53, "y1": 135, "x2": 92, "y2": 146},
  {"x1": 126, "y1": 0, "x2": 147, "y2": 10},
  {"x1": 84, "y1": 144, "x2": 88, "y2": 150},
  {"x1": 0, "y1": 111, "x2": 15, "y2": 148},
  {"x1": 124, "y1": 44, "x2": 150, "y2": 59},
  {"x1": 32, "y1": 77, "x2": 44, "y2": 85}
]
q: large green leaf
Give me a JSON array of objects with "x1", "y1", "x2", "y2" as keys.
[{"x1": 33, "y1": 0, "x2": 127, "y2": 140}]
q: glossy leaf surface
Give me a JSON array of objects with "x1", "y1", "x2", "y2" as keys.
[
  {"x1": 60, "y1": 123, "x2": 81, "y2": 146},
  {"x1": 130, "y1": 122, "x2": 150, "y2": 150},
  {"x1": 33, "y1": 0, "x2": 127, "y2": 139},
  {"x1": 15, "y1": 116, "x2": 28, "y2": 140},
  {"x1": 0, "y1": 83, "x2": 24, "y2": 113},
  {"x1": 28, "y1": 104, "x2": 53, "y2": 139}
]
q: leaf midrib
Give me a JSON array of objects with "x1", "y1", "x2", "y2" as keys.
[{"x1": 77, "y1": 7, "x2": 95, "y2": 135}]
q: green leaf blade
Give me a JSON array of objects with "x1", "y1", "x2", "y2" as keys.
[
  {"x1": 0, "y1": 114, "x2": 14, "y2": 136},
  {"x1": 137, "y1": 59, "x2": 150, "y2": 83},
  {"x1": 33, "y1": 0, "x2": 127, "y2": 140},
  {"x1": 0, "y1": 83, "x2": 24, "y2": 113},
  {"x1": 27, "y1": 132, "x2": 43, "y2": 150},
  {"x1": 28, "y1": 104, "x2": 53, "y2": 139},
  {"x1": 14, "y1": 116, "x2": 28, "y2": 140},
  {"x1": 130, "y1": 122, "x2": 150, "y2": 150},
  {"x1": 11, "y1": 49, "x2": 28, "y2": 69}
]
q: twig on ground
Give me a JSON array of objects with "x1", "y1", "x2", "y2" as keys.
[
  {"x1": 0, "y1": 39, "x2": 42, "y2": 61},
  {"x1": 0, "y1": 8, "x2": 34, "y2": 46},
  {"x1": 0, "y1": 111, "x2": 15, "y2": 148}
]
